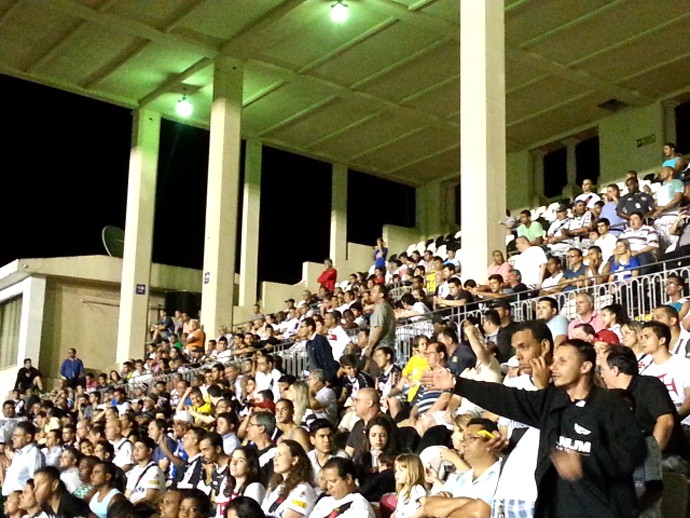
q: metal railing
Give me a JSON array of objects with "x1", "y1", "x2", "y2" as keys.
[{"x1": 125, "y1": 254, "x2": 690, "y2": 391}]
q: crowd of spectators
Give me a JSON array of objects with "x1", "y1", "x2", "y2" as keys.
[{"x1": 3, "y1": 149, "x2": 690, "y2": 518}]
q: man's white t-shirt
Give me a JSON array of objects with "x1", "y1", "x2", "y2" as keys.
[
  {"x1": 111, "y1": 437, "x2": 134, "y2": 469},
  {"x1": 594, "y1": 233, "x2": 618, "y2": 262},
  {"x1": 327, "y1": 325, "x2": 351, "y2": 362},
  {"x1": 314, "y1": 387, "x2": 338, "y2": 425},
  {"x1": 126, "y1": 461, "x2": 165, "y2": 504},
  {"x1": 641, "y1": 354, "x2": 690, "y2": 425},
  {"x1": 513, "y1": 246, "x2": 548, "y2": 287}
]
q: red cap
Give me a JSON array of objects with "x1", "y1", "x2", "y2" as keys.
[{"x1": 594, "y1": 330, "x2": 620, "y2": 345}]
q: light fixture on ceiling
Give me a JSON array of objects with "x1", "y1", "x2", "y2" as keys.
[
  {"x1": 176, "y1": 94, "x2": 193, "y2": 117},
  {"x1": 331, "y1": 1, "x2": 348, "y2": 23}
]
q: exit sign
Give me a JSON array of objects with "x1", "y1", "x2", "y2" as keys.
[{"x1": 636, "y1": 134, "x2": 656, "y2": 148}]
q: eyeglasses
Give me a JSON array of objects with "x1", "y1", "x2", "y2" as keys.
[
  {"x1": 462, "y1": 434, "x2": 485, "y2": 443},
  {"x1": 247, "y1": 422, "x2": 260, "y2": 428}
]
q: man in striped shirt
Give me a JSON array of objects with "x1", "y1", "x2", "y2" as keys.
[{"x1": 620, "y1": 212, "x2": 659, "y2": 274}]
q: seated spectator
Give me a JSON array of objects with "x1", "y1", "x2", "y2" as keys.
[
  {"x1": 344, "y1": 389, "x2": 392, "y2": 459},
  {"x1": 511, "y1": 237, "x2": 547, "y2": 290},
  {"x1": 620, "y1": 212, "x2": 659, "y2": 273},
  {"x1": 434, "y1": 278, "x2": 474, "y2": 309},
  {"x1": 600, "y1": 185, "x2": 627, "y2": 235},
  {"x1": 652, "y1": 305, "x2": 689, "y2": 358},
  {"x1": 220, "y1": 447, "x2": 265, "y2": 513},
  {"x1": 575, "y1": 178, "x2": 601, "y2": 208},
  {"x1": 600, "y1": 345, "x2": 690, "y2": 470},
  {"x1": 14, "y1": 359, "x2": 43, "y2": 394},
  {"x1": 125, "y1": 437, "x2": 164, "y2": 509},
  {"x1": 338, "y1": 355, "x2": 375, "y2": 413},
  {"x1": 653, "y1": 165, "x2": 685, "y2": 252},
  {"x1": 274, "y1": 399, "x2": 310, "y2": 453},
  {"x1": 545, "y1": 203, "x2": 572, "y2": 256},
  {"x1": 34, "y1": 466, "x2": 91, "y2": 518},
  {"x1": 179, "y1": 489, "x2": 211, "y2": 518},
  {"x1": 158, "y1": 489, "x2": 182, "y2": 518},
  {"x1": 567, "y1": 292, "x2": 605, "y2": 338},
  {"x1": 184, "y1": 320, "x2": 205, "y2": 358},
  {"x1": 306, "y1": 420, "x2": 348, "y2": 485},
  {"x1": 600, "y1": 304, "x2": 628, "y2": 341},
  {"x1": 561, "y1": 248, "x2": 587, "y2": 291},
  {"x1": 618, "y1": 176, "x2": 656, "y2": 224},
  {"x1": 311, "y1": 457, "x2": 375, "y2": 518},
  {"x1": 352, "y1": 415, "x2": 399, "y2": 486},
  {"x1": 516, "y1": 209, "x2": 544, "y2": 246},
  {"x1": 89, "y1": 461, "x2": 127, "y2": 518},
  {"x1": 594, "y1": 218, "x2": 618, "y2": 261},
  {"x1": 639, "y1": 322, "x2": 690, "y2": 427},
  {"x1": 539, "y1": 256, "x2": 564, "y2": 295},
  {"x1": 58, "y1": 447, "x2": 82, "y2": 494},
  {"x1": 561, "y1": 200, "x2": 592, "y2": 245},
  {"x1": 665, "y1": 274, "x2": 690, "y2": 320},
  {"x1": 417, "y1": 418, "x2": 501, "y2": 518},
  {"x1": 307, "y1": 370, "x2": 337, "y2": 425},
  {"x1": 535, "y1": 297, "x2": 568, "y2": 346},
  {"x1": 608, "y1": 239, "x2": 640, "y2": 284},
  {"x1": 583, "y1": 245, "x2": 611, "y2": 286},
  {"x1": 472, "y1": 274, "x2": 508, "y2": 301},
  {"x1": 261, "y1": 440, "x2": 316, "y2": 518},
  {"x1": 486, "y1": 250, "x2": 511, "y2": 281},
  {"x1": 663, "y1": 205, "x2": 690, "y2": 267}
]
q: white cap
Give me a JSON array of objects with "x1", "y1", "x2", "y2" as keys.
[{"x1": 173, "y1": 411, "x2": 193, "y2": 424}]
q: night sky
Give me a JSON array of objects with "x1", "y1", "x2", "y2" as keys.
[{"x1": 2, "y1": 74, "x2": 415, "y2": 286}]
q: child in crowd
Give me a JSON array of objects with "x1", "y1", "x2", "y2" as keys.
[{"x1": 392, "y1": 453, "x2": 427, "y2": 518}]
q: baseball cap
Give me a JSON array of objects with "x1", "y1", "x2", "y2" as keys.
[
  {"x1": 556, "y1": 203, "x2": 568, "y2": 212},
  {"x1": 594, "y1": 330, "x2": 620, "y2": 345},
  {"x1": 173, "y1": 411, "x2": 194, "y2": 424},
  {"x1": 500, "y1": 355, "x2": 520, "y2": 374},
  {"x1": 488, "y1": 298, "x2": 511, "y2": 310}
]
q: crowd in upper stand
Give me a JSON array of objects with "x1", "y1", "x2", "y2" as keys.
[{"x1": 2, "y1": 143, "x2": 690, "y2": 518}]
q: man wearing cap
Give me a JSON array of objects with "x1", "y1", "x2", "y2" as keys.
[
  {"x1": 159, "y1": 411, "x2": 193, "y2": 482},
  {"x1": 561, "y1": 200, "x2": 593, "y2": 244}
]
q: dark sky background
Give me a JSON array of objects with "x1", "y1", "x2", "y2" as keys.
[{"x1": 2, "y1": 73, "x2": 415, "y2": 286}]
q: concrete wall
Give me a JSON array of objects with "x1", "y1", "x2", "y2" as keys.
[
  {"x1": 599, "y1": 103, "x2": 664, "y2": 183},
  {"x1": 384, "y1": 224, "x2": 424, "y2": 259},
  {"x1": 39, "y1": 279, "x2": 166, "y2": 381},
  {"x1": 506, "y1": 99, "x2": 672, "y2": 209}
]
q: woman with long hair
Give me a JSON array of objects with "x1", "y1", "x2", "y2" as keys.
[
  {"x1": 621, "y1": 320, "x2": 652, "y2": 371},
  {"x1": 261, "y1": 440, "x2": 315, "y2": 518},
  {"x1": 608, "y1": 239, "x2": 640, "y2": 283},
  {"x1": 217, "y1": 447, "x2": 265, "y2": 518},
  {"x1": 354, "y1": 415, "x2": 399, "y2": 485},
  {"x1": 601, "y1": 303, "x2": 629, "y2": 340},
  {"x1": 89, "y1": 461, "x2": 126, "y2": 518},
  {"x1": 285, "y1": 381, "x2": 313, "y2": 428}
]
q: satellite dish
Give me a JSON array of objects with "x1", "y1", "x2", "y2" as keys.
[{"x1": 102, "y1": 226, "x2": 125, "y2": 258}]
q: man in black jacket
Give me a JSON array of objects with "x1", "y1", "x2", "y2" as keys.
[
  {"x1": 423, "y1": 338, "x2": 646, "y2": 518},
  {"x1": 301, "y1": 317, "x2": 339, "y2": 384}
]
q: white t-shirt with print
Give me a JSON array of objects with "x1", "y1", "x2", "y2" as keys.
[{"x1": 261, "y1": 482, "x2": 316, "y2": 518}]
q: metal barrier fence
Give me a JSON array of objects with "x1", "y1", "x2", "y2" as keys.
[{"x1": 127, "y1": 256, "x2": 690, "y2": 392}]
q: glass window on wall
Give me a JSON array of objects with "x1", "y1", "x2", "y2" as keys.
[{"x1": 0, "y1": 295, "x2": 22, "y2": 369}]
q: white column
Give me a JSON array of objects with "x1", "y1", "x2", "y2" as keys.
[
  {"x1": 330, "y1": 164, "x2": 348, "y2": 269},
  {"x1": 662, "y1": 99, "x2": 680, "y2": 145},
  {"x1": 459, "y1": 0, "x2": 506, "y2": 282},
  {"x1": 561, "y1": 137, "x2": 579, "y2": 199},
  {"x1": 201, "y1": 56, "x2": 243, "y2": 336},
  {"x1": 116, "y1": 110, "x2": 160, "y2": 364},
  {"x1": 239, "y1": 139, "x2": 262, "y2": 307},
  {"x1": 532, "y1": 149, "x2": 546, "y2": 206}
]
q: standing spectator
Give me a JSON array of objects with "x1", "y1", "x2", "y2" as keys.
[
  {"x1": 368, "y1": 284, "x2": 397, "y2": 353},
  {"x1": 301, "y1": 318, "x2": 339, "y2": 385},
  {"x1": 317, "y1": 259, "x2": 338, "y2": 293},
  {"x1": 373, "y1": 238, "x2": 388, "y2": 270},
  {"x1": 2, "y1": 421, "x2": 45, "y2": 496},
  {"x1": 14, "y1": 359, "x2": 43, "y2": 393},
  {"x1": 59, "y1": 349, "x2": 84, "y2": 389}
]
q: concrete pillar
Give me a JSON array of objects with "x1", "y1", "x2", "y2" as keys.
[
  {"x1": 330, "y1": 164, "x2": 348, "y2": 269},
  {"x1": 201, "y1": 56, "x2": 243, "y2": 335},
  {"x1": 116, "y1": 110, "x2": 161, "y2": 364},
  {"x1": 459, "y1": 0, "x2": 506, "y2": 282},
  {"x1": 561, "y1": 137, "x2": 579, "y2": 199},
  {"x1": 662, "y1": 99, "x2": 680, "y2": 145},
  {"x1": 532, "y1": 149, "x2": 546, "y2": 207},
  {"x1": 416, "y1": 181, "x2": 443, "y2": 239},
  {"x1": 239, "y1": 139, "x2": 262, "y2": 308}
]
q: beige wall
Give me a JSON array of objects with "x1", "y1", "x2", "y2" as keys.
[
  {"x1": 506, "y1": 150, "x2": 532, "y2": 211},
  {"x1": 384, "y1": 224, "x2": 423, "y2": 259},
  {"x1": 39, "y1": 279, "x2": 166, "y2": 381},
  {"x1": 599, "y1": 103, "x2": 664, "y2": 183}
]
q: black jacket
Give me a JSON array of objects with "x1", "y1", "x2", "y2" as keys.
[
  {"x1": 306, "y1": 333, "x2": 339, "y2": 383},
  {"x1": 454, "y1": 378, "x2": 646, "y2": 518}
]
